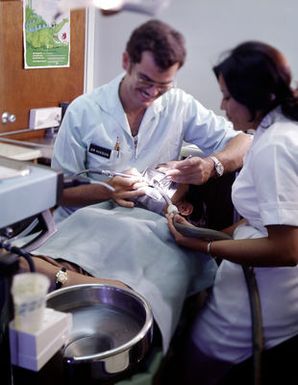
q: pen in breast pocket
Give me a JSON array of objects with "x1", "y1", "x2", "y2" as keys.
[{"x1": 114, "y1": 137, "x2": 120, "y2": 158}]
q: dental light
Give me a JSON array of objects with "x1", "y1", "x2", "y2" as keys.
[{"x1": 56, "y1": 0, "x2": 170, "y2": 16}]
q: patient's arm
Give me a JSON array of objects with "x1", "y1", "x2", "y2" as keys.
[{"x1": 19, "y1": 256, "x2": 128, "y2": 290}]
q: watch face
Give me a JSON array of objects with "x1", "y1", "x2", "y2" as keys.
[
  {"x1": 215, "y1": 162, "x2": 224, "y2": 176},
  {"x1": 56, "y1": 269, "x2": 68, "y2": 284},
  {"x1": 210, "y1": 156, "x2": 224, "y2": 177}
]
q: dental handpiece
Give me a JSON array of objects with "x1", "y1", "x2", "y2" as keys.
[
  {"x1": 99, "y1": 170, "x2": 135, "y2": 178},
  {"x1": 75, "y1": 169, "x2": 134, "y2": 178}
]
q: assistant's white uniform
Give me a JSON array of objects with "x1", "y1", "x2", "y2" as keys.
[
  {"x1": 192, "y1": 107, "x2": 298, "y2": 363},
  {"x1": 52, "y1": 74, "x2": 236, "y2": 220}
]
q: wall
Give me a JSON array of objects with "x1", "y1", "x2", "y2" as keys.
[{"x1": 89, "y1": 0, "x2": 297, "y2": 115}]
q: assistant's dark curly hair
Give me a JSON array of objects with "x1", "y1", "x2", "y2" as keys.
[
  {"x1": 126, "y1": 19, "x2": 186, "y2": 70},
  {"x1": 213, "y1": 41, "x2": 298, "y2": 121}
]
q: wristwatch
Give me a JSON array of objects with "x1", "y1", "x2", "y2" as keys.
[
  {"x1": 55, "y1": 267, "x2": 68, "y2": 289},
  {"x1": 209, "y1": 156, "x2": 224, "y2": 177}
]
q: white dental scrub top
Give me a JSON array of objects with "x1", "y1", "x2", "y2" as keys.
[
  {"x1": 52, "y1": 73, "x2": 237, "y2": 221},
  {"x1": 192, "y1": 107, "x2": 298, "y2": 363}
]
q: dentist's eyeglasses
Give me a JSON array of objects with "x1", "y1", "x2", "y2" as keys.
[{"x1": 135, "y1": 72, "x2": 176, "y2": 94}]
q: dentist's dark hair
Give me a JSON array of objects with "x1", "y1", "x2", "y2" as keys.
[
  {"x1": 213, "y1": 41, "x2": 298, "y2": 121},
  {"x1": 126, "y1": 19, "x2": 186, "y2": 70}
]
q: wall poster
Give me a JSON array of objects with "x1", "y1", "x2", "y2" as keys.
[{"x1": 23, "y1": 0, "x2": 70, "y2": 69}]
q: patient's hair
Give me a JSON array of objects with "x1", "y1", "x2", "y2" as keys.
[
  {"x1": 126, "y1": 19, "x2": 186, "y2": 70},
  {"x1": 182, "y1": 185, "x2": 204, "y2": 223},
  {"x1": 213, "y1": 41, "x2": 298, "y2": 121}
]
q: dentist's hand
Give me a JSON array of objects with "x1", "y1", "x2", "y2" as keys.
[
  {"x1": 109, "y1": 168, "x2": 147, "y2": 208},
  {"x1": 158, "y1": 156, "x2": 215, "y2": 185}
]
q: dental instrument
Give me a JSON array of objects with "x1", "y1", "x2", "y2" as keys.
[
  {"x1": 75, "y1": 168, "x2": 135, "y2": 179},
  {"x1": 75, "y1": 167, "x2": 178, "y2": 213},
  {"x1": 151, "y1": 179, "x2": 179, "y2": 215},
  {"x1": 155, "y1": 154, "x2": 193, "y2": 185},
  {"x1": 64, "y1": 175, "x2": 115, "y2": 192},
  {"x1": 72, "y1": 168, "x2": 139, "y2": 191}
]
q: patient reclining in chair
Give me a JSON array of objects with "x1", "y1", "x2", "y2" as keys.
[{"x1": 19, "y1": 172, "x2": 217, "y2": 352}]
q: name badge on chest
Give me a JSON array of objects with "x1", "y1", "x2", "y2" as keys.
[{"x1": 89, "y1": 143, "x2": 111, "y2": 159}]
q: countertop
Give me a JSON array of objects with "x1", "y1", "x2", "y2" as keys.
[
  {"x1": 0, "y1": 134, "x2": 55, "y2": 161},
  {"x1": 0, "y1": 142, "x2": 42, "y2": 161}
]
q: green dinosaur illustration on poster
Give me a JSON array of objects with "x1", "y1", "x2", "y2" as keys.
[
  {"x1": 26, "y1": 13, "x2": 69, "y2": 49},
  {"x1": 24, "y1": 1, "x2": 70, "y2": 68}
]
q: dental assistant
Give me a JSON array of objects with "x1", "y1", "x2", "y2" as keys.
[
  {"x1": 52, "y1": 19, "x2": 251, "y2": 222},
  {"x1": 166, "y1": 41, "x2": 298, "y2": 385}
]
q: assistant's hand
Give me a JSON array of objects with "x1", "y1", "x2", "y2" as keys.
[
  {"x1": 109, "y1": 168, "x2": 146, "y2": 208},
  {"x1": 158, "y1": 156, "x2": 215, "y2": 184},
  {"x1": 166, "y1": 213, "x2": 209, "y2": 253}
]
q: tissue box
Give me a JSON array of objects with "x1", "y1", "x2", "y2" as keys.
[
  {"x1": 29, "y1": 107, "x2": 62, "y2": 129},
  {"x1": 9, "y1": 308, "x2": 72, "y2": 371}
]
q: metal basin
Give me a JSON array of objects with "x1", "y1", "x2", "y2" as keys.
[{"x1": 46, "y1": 284, "x2": 154, "y2": 383}]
